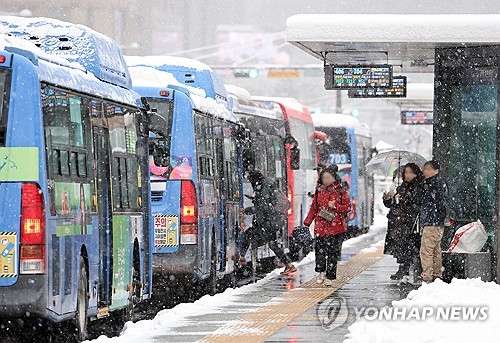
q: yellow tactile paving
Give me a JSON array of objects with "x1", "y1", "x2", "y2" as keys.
[{"x1": 200, "y1": 248, "x2": 385, "y2": 343}]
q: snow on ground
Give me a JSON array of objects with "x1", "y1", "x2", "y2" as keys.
[
  {"x1": 86, "y1": 270, "x2": 283, "y2": 343},
  {"x1": 88, "y1": 215, "x2": 387, "y2": 342},
  {"x1": 344, "y1": 278, "x2": 500, "y2": 343},
  {"x1": 343, "y1": 214, "x2": 387, "y2": 250},
  {"x1": 359, "y1": 239, "x2": 385, "y2": 254}
]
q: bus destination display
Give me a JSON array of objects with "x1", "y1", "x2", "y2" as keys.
[
  {"x1": 401, "y1": 110, "x2": 434, "y2": 125},
  {"x1": 348, "y1": 76, "x2": 407, "y2": 98},
  {"x1": 326, "y1": 65, "x2": 392, "y2": 89}
]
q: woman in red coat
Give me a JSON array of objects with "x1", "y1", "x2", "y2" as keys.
[{"x1": 304, "y1": 167, "x2": 351, "y2": 285}]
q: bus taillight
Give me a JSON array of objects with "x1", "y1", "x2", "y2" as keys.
[
  {"x1": 180, "y1": 180, "x2": 198, "y2": 244},
  {"x1": 20, "y1": 183, "x2": 46, "y2": 274}
]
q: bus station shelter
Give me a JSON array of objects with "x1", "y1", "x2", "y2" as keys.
[{"x1": 286, "y1": 14, "x2": 500, "y2": 281}]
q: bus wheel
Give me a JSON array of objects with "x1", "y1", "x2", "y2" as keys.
[{"x1": 75, "y1": 257, "x2": 88, "y2": 341}]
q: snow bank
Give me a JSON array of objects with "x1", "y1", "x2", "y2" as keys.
[{"x1": 345, "y1": 278, "x2": 500, "y2": 343}]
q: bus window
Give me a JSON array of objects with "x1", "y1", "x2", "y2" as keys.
[
  {"x1": 107, "y1": 104, "x2": 141, "y2": 211},
  {"x1": 148, "y1": 98, "x2": 173, "y2": 174},
  {"x1": 289, "y1": 117, "x2": 316, "y2": 169},
  {"x1": 0, "y1": 69, "x2": 11, "y2": 147},
  {"x1": 195, "y1": 115, "x2": 215, "y2": 178},
  {"x1": 42, "y1": 86, "x2": 89, "y2": 181}
]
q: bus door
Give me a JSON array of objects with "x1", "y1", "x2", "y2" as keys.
[
  {"x1": 214, "y1": 128, "x2": 225, "y2": 272},
  {"x1": 222, "y1": 128, "x2": 240, "y2": 274},
  {"x1": 92, "y1": 126, "x2": 113, "y2": 307}
]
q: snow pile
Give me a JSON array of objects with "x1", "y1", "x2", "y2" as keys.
[
  {"x1": 129, "y1": 66, "x2": 206, "y2": 97},
  {"x1": 129, "y1": 65, "x2": 237, "y2": 122},
  {"x1": 286, "y1": 14, "x2": 500, "y2": 44},
  {"x1": 125, "y1": 55, "x2": 210, "y2": 71},
  {"x1": 359, "y1": 239, "x2": 385, "y2": 254},
  {"x1": 0, "y1": 33, "x2": 82, "y2": 70},
  {"x1": 0, "y1": 16, "x2": 130, "y2": 87},
  {"x1": 344, "y1": 278, "x2": 500, "y2": 343}
]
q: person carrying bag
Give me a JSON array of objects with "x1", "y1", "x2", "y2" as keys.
[{"x1": 304, "y1": 166, "x2": 350, "y2": 286}]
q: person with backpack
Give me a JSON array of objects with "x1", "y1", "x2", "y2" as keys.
[
  {"x1": 241, "y1": 170, "x2": 297, "y2": 275},
  {"x1": 304, "y1": 166, "x2": 350, "y2": 285}
]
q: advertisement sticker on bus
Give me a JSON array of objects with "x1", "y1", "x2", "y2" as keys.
[
  {"x1": 154, "y1": 215, "x2": 179, "y2": 248},
  {"x1": 170, "y1": 156, "x2": 193, "y2": 179},
  {"x1": 111, "y1": 216, "x2": 131, "y2": 309},
  {"x1": 54, "y1": 182, "x2": 92, "y2": 236},
  {"x1": 0, "y1": 232, "x2": 17, "y2": 278},
  {"x1": 0, "y1": 147, "x2": 39, "y2": 182}
]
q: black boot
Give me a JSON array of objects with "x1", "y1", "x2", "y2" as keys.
[{"x1": 390, "y1": 264, "x2": 407, "y2": 280}]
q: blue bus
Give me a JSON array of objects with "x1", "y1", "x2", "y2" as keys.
[
  {"x1": 0, "y1": 17, "x2": 152, "y2": 339},
  {"x1": 312, "y1": 113, "x2": 374, "y2": 235},
  {"x1": 128, "y1": 64, "x2": 243, "y2": 294}
]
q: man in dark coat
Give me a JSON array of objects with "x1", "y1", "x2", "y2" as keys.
[
  {"x1": 241, "y1": 170, "x2": 297, "y2": 275},
  {"x1": 420, "y1": 160, "x2": 448, "y2": 282}
]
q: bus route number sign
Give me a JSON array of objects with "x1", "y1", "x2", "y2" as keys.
[
  {"x1": 325, "y1": 65, "x2": 393, "y2": 89},
  {"x1": 348, "y1": 76, "x2": 407, "y2": 98},
  {"x1": 328, "y1": 153, "x2": 350, "y2": 165}
]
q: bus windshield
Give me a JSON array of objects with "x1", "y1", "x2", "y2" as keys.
[
  {"x1": 148, "y1": 98, "x2": 173, "y2": 181},
  {"x1": 319, "y1": 127, "x2": 351, "y2": 165},
  {"x1": 289, "y1": 117, "x2": 316, "y2": 169},
  {"x1": 0, "y1": 69, "x2": 10, "y2": 147}
]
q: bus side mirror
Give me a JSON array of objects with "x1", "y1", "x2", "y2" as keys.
[{"x1": 290, "y1": 146, "x2": 300, "y2": 170}]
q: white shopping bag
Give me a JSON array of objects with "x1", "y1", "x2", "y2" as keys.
[{"x1": 447, "y1": 220, "x2": 488, "y2": 253}]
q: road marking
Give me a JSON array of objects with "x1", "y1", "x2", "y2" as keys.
[{"x1": 200, "y1": 248, "x2": 385, "y2": 343}]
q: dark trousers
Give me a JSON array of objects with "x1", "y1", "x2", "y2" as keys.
[
  {"x1": 315, "y1": 234, "x2": 343, "y2": 279},
  {"x1": 240, "y1": 227, "x2": 291, "y2": 265}
]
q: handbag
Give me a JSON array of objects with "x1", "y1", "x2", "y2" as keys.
[{"x1": 318, "y1": 208, "x2": 335, "y2": 221}]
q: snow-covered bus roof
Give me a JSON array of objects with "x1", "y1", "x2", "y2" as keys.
[
  {"x1": 0, "y1": 34, "x2": 140, "y2": 106},
  {"x1": 311, "y1": 113, "x2": 370, "y2": 137},
  {"x1": 225, "y1": 85, "x2": 283, "y2": 120},
  {"x1": 129, "y1": 66, "x2": 237, "y2": 122},
  {"x1": 0, "y1": 16, "x2": 132, "y2": 88},
  {"x1": 286, "y1": 14, "x2": 500, "y2": 71},
  {"x1": 126, "y1": 55, "x2": 211, "y2": 72},
  {"x1": 125, "y1": 55, "x2": 227, "y2": 102}
]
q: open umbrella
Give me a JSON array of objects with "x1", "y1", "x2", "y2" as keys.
[{"x1": 365, "y1": 150, "x2": 427, "y2": 179}]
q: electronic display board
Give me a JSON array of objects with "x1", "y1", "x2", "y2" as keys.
[
  {"x1": 401, "y1": 110, "x2": 434, "y2": 125},
  {"x1": 324, "y1": 65, "x2": 392, "y2": 89},
  {"x1": 348, "y1": 76, "x2": 407, "y2": 98}
]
